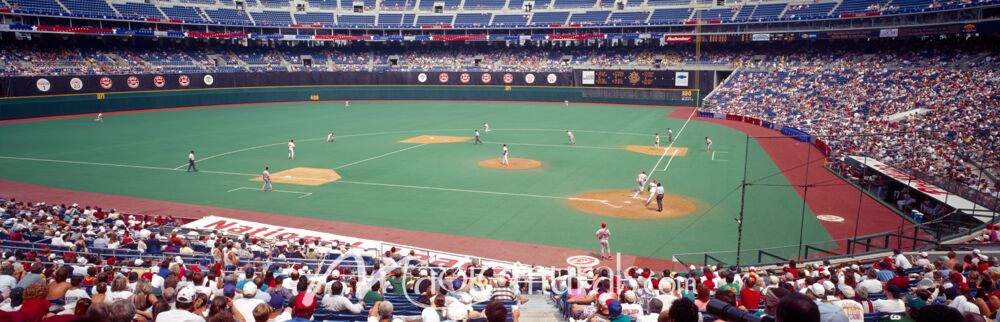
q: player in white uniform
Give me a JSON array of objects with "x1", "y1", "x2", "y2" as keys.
[
  {"x1": 636, "y1": 171, "x2": 648, "y2": 192},
  {"x1": 327, "y1": 130, "x2": 335, "y2": 143},
  {"x1": 483, "y1": 121, "x2": 491, "y2": 133},
  {"x1": 288, "y1": 139, "x2": 296, "y2": 160},
  {"x1": 474, "y1": 129, "x2": 482, "y2": 145},
  {"x1": 668, "y1": 128, "x2": 674, "y2": 143},
  {"x1": 705, "y1": 136, "x2": 713, "y2": 152},
  {"x1": 501, "y1": 144, "x2": 509, "y2": 166},
  {"x1": 261, "y1": 166, "x2": 272, "y2": 192},
  {"x1": 596, "y1": 222, "x2": 611, "y2": 260},
  {"x1": 654, "y1": 133, "x2": 660, "y2": 148},
  {"x1": 566, "y1": 130, "x2": 575, "y2": 145},
  {"x1": 345, "y1": 100, "x2": 350, "y2": 108},
  {"x1": 94, "y1": 113, "x2": 103, "y2": 123},
  {"x1": 564, "y1": 100, "x2": 569, "y2": 107},
  {"x1": 645, "y1": 179, "x2": 658, "y2": 206}
]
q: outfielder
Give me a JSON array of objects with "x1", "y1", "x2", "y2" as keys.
[
  {"x1": 566, "y1": 130, "x2": 575, "y2": 145},
  {"x1": 474, "y1": 129, "x2": 482, "y2": 145},
  {"x1": 668, "y1": 128, "x2": 674, "y2": 143},
  {"x1": 345, "y1": 100, "x2": 350, "y2": 108},
  {"x1": 636, "y1": 171, "x2": 648, "y2": 192},
  {"x1": 261, "y1": 166, "x2": 272, "y2": 192},
  {"x1": 654, "y1": 133, "x2": 660, "y2": 148},
  {"x1": 596, "y1": 222, "x2": 611, "y2": 260},
  {"x1": 564, "y1": 100, "x2": 569, "y2": 107},
  {"x1": 186, "y1": 150, "x2": 198, "y2": 172},
  {"x1": 705, "y1": 136, "x2": 713, "y2": 152},
  {"x1": 483, "y1": 121, "x2": 491, "y2": 133},
  {"x1": 327, "y1": 130, "x2": 335, "y2": 143},
  {"x1": 288, "y1": 139, "x2": 296, "y2": 160},
  {"x1": 94, "y1": 113, "x2": 103, "y2": 123},
  {"x1": 501, "y1": 144, "x2": 509, "y2": 166}
]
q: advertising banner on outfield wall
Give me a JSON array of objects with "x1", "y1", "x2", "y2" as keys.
[
  {"x1": 182, "y1": 216, "x2": 518, "y2": 270},
  {"x1": 0, "y1": 71, "x2": 574, "y2": 97},
  {"x1": 575, "y1": 69, "x2": 705, "y2": 89}
]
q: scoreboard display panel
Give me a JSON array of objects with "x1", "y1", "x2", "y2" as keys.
[{"x1": 578, "y1": 70, "x2": 692, "y2": 89}]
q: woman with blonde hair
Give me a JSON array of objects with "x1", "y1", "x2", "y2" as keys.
[{"x1": 107, "y1": 276, "x2": 133, "y2": 303}]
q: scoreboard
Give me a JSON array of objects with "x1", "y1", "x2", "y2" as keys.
[{"x1": 578, "y1": 70, "x2": 692, "y2": 89}]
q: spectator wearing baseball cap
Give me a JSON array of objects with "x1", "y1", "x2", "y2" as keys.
[
  {"x1": 155, "y1": 287, "x2": 205, "y2": 322},
  {"x1": 233, "y1": 282, "x2": 265, "y2": 322},
  {"x1": 289, "y1": 291, "x2": 317, "y2": 322},
  {"x1": 804, "y1": 283, "x2": 849, "y2": 322},
  {"x1": 267, "y1": 293, "x2": 291, "y2": 321}
]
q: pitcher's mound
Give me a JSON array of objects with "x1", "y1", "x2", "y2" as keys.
[
  {"x1": 625, "y1": 145, "x2": 688, "y2": 157},
  {"x1": 478, "y1": 158, "x2": 542, "y2": 170},
  {"x1": 400, "y1": 135, "x2": 472, "y2": 144},
  {"x1": 250, "y1": 167, "x2": 340, "y2": 186},
  {"x1": 568, "y1": 189, "x2": 697, "y2": 219}
]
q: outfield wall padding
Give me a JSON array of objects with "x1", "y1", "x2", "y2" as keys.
[{"x1": 0, "y1": 85, "x2": 697, "y2": 120}]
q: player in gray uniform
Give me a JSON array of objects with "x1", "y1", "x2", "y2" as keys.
[{"x1": 262, "y1": 166, "x2": 272, "y2": 192}]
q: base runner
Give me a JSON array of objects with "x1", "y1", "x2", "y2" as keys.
[{"x1": 644, "y1": 179, "x2": 658, "y2": 206}]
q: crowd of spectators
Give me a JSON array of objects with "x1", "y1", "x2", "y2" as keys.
[
  {"x1": 703, "y1": 42, "x2": 999, "y2": 205},
  {"x1": 7, "y1": 193, "x2": 1000, "y2": 322}
]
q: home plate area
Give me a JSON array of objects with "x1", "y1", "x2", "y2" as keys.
[{"x1": 249, "y1": 167, "x2": 341, "y2": 186}]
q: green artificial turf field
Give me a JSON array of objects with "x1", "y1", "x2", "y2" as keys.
[{"x1": 0, "y1": 101, "x2": 832, "y2": 261}]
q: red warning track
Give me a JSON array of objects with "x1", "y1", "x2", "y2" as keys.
[{"x1": 668, "y1": 107, "x2": 906, "y2": 252}]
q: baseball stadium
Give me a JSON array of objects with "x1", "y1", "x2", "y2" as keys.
[{"x1": 0, "y1": 0, "x2": 998, "y2": 320}]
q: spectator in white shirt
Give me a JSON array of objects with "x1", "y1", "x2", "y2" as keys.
[
  {"x1": 233, "y1": 282, "x2": 265, "y2": 321},
  {"x1": 321, "y1": 282, "x2": 365, "y2": 313}
]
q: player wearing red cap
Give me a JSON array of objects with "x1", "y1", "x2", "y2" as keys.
[{"x1": 596, "y1": 222, "x2": 611, "y2": 260}]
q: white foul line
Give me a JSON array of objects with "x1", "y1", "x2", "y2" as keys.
[
  {"x1": 634, "y1": 108, "x2": 698, "y2": 198},
  {"x1": 334, "y1": 144, "x2": 427, "y2": 169},
  {"x1": 227, "y1": 187, "x2": 312, "y2": 198}
]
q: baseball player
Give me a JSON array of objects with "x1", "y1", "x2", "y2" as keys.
[
  {"x1": 705, "y1": 136, "x2": 713, "y2": 152},
  {"x1": 668, "y1": 128, "x2": 674, "y2": 143},
  {"x1": 186, "y1": 150, "x2": 198, "y2": 172},
  {"x1": 654, "y1": 133, "x2": 660, "y2": 148},
  {"x1": 501, "y1": 144, "x2": 509, "y2": 166},
  {"x1": 288, "y1": 139, "x2": 296, "y2": 160},
  {"x1": 636, "y1": 171, "x2": 648, "y2": 193},
  {"x1": 94, "y1": 113, "x2": 103, "y2": 123},
  {"x1": 261, "y1": 166, "x2": 272, "y2": 192},
  {"x1": 483, "y1": 121, "x2": 491, "y2": 133},
  {"x1": 644, "y1": 179, "x2": 658, "y2": 206},
  {"x1": 327, "y1": 130, "x2": 335, "y2": 143},
  {"x1": 566, "y1": 130, "x2": 575, "y2": 145},
  {"x1": 564, "y1": 100, "x2": 569, "y2": 107},
  {"x1": 474, "y1": 129, "x2": 482, "y2": 145},
  {"x1": 596, "y1": 222, "x2": 611, "y2": 260},
  {"x1": 345, "y1": 100, "x2": 350, "y2": 108}
]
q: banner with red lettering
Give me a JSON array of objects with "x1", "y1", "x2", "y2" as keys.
[
  {"x1": 847, "y1": 156, "x2": 991, "y2": 213},
  {"x1": 182, "y1": 216, "x2": 517, "y2": 270}
]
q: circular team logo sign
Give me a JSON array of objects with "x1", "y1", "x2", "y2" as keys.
[
  {"x1": 127, "y1": 76, "x2": 140, "y2": 89},
  {"x1": 524, "y1": 73, "x2": 536, "y2": 84},
  {"x1": 816, "y1": 214, "x2": 845, "y2": 223},
  {"x1": 153, "y1": 75, "x2": 165, "y2": 88},
  {"x1": 438, "y1": 73, "x2": 449, "y2": 83},
  {"x1": 566, "y1": 255, "x2": 600, "y2": 267},
  {"x1": 178, "y1": 75, "x2": 190, "y2": 87},
  {"x1": 417, "y1": 73, "x2": 428, "y2": 83},
  {"x1": 203, "y1": 74, "x2": 215, "y2": 86},
  {"x1": 69, "y1": 78, "x2": 83, "y2": 91},
  {"x1": 502, "y1": 73, "x2": 514, "y2": 84},
  {"x1": 460, "y1": 73, "x2": 470, "y2": 83},
  {"x1": 100, "y1": 77, "x2": 113, "y2": 89},
  {"x1": 547, "y1": 73, "x2": 557, "y2": 84},
  {"x1": 481, "y1": 73, "x2": 492, "y2": 83},
  {"x1": 36, "y1": 78, "x2": 51, "y2": 92}
]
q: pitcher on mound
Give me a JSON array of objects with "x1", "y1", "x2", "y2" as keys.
[{"x1": 501, "y1": 144, "x2": 509, "y2": 166}]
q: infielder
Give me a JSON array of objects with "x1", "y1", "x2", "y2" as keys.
[
  {"x1": 261, "y1": 166, "x2": 272, "y2": 192},
  {"x1": 668, "y1": 128, "x2": 674, "y2": 143},
  {"x1": 644, "y1": 179, "x2": 658, "y2": 206},
  {"x1": 596, "y1": 222, "x2": 611, "y2": 260},
  {"x1": 483, "y1": 121, "x2": 491, "y2": 133},
  {"x1": 186, "y1": 150, "x2": 198, "y2": 172},
  {"x1": 474, "y1": 129, "x2": 482, "y2": 145},
  {"x1": 94, "y1": 113, "x2": 103, "y2": 123},
  {"x1": 654, "y1": 133, "x2": 660, "y2": 148},
  {"x1": 501, "y1": 144, "x2": 509, "y2": 166},
  {"x1": 288, "y1": 139, "x2": 296, "y2": 160},
  {"x1": 705, "y1": 136, "x2": 713, "y2": 152},
  {"x1": 327, "y1": 130, "x2": 335, "y2": 143},
  {"x1": 566, "y1": 130, "x2": 575, "y2": 145},
  {"x1": 636, "y1": 171, "x2": 648, "y2": 192}
]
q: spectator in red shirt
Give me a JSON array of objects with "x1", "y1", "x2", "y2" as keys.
[{"x1": 740, "y1": 276, "x2": 763, "y2": 311}]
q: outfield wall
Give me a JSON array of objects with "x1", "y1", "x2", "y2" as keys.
[{"x1": 0, "y1": 73, "x2": 700, "y2": 119}]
